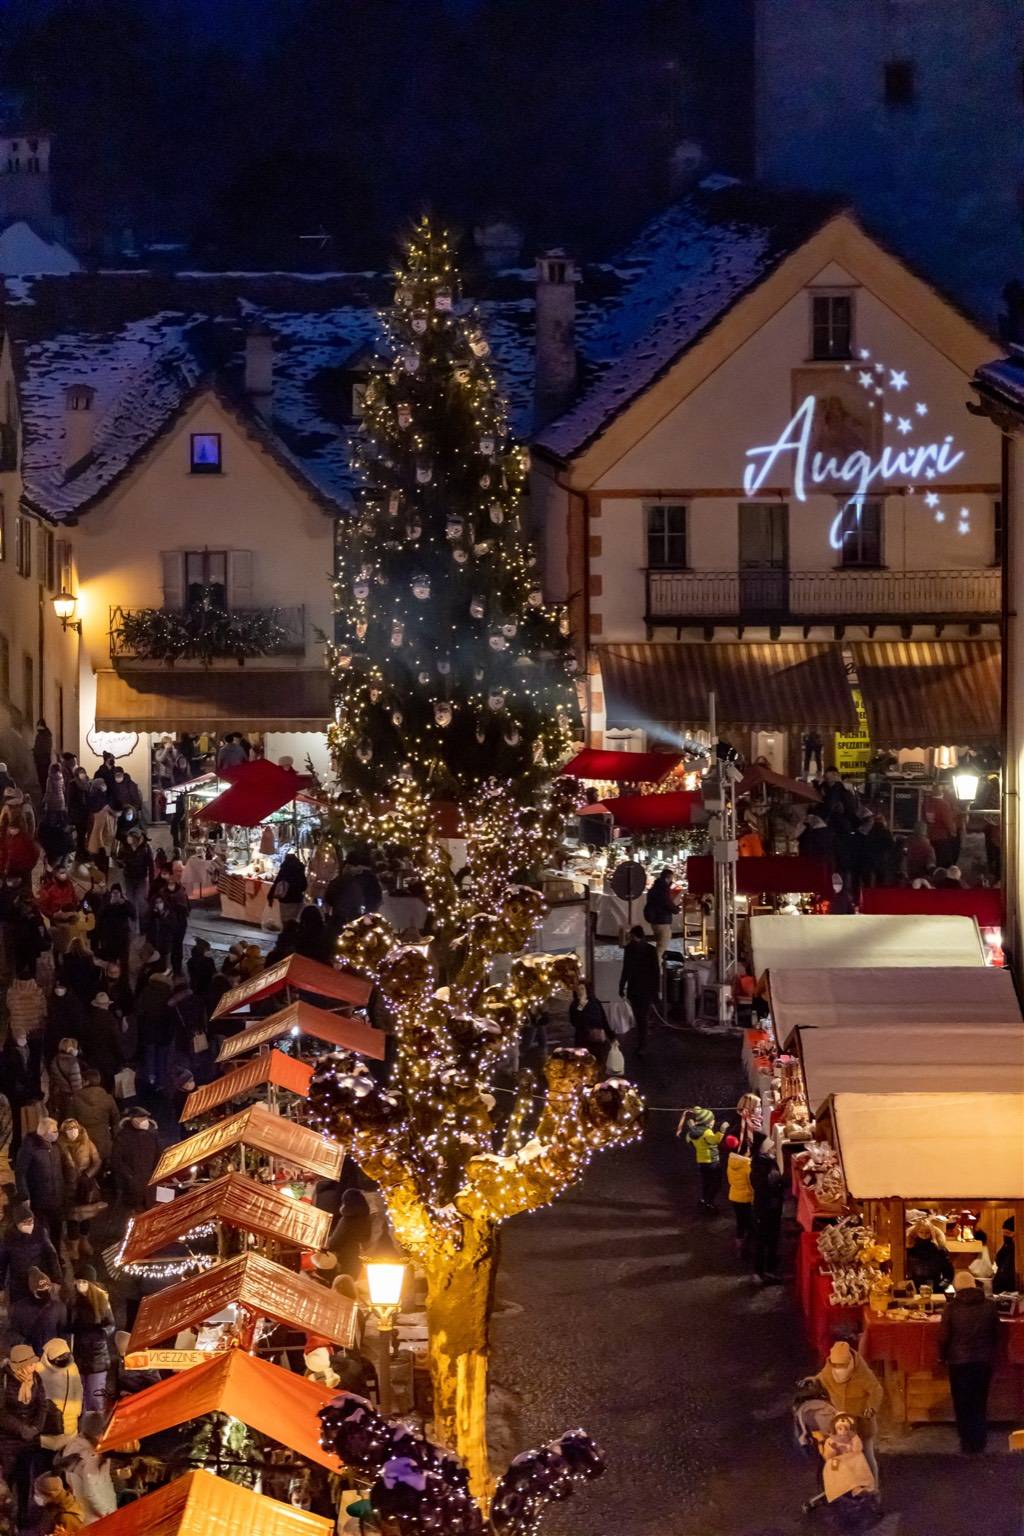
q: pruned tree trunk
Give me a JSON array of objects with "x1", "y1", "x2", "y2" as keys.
[{"x1": 424, "y1": 1219, "x2": 497, "y2": 1503}]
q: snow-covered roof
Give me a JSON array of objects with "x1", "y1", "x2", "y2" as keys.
[
  {"x1": 0, "y1": 220, "x2": 80, "y2": 277},
  {"x1": 973, "y1": 345, "x2": 1024, "y2": 416},
  {"x1": 536, "y1": 180, "x2": 840, "y2": 461},
  {"x1": 4, "y1": 271, "x2": 547, "y2": 522}
]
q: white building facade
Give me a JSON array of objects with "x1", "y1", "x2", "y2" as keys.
[{"x1": 535, "y1": 204, "x2": 1002, "y2": 776}]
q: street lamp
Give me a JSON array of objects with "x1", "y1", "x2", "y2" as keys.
[
  {"x1": 952, "y1": 768, "x2": 981, "y2": 805},
  {"x1": 51, "y1": 590, "x2": 81, "y2": 634},
  {"x1": 365, "y1": 1248, "x2": 407, "y2": 1416}
]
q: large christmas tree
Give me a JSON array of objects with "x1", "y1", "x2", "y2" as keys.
[
  {"x1": 315, "y1": 223, "x2": 643, "y2": 1501},
  {"x1": 330, "y1": 217, "x2": 578, "y2": 801}
]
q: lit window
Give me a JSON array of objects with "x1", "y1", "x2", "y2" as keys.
[
  {"x1": 811, "y1": 294, "x2": 853, "y2": 360},
  {"x1": 837, "y1": 499, "x2": 883, "y2": 567},
  {"x1": 190, "y1": 433, "x2": 222, "y2": 473},
  {"x1": 884, "y1": 59, "x2": 915, "y2": 106},
  {"x1": 645, "y1": 504, "x2": 687, "y2": 569}
]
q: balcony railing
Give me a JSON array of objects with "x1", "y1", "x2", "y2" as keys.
[
  {"x1": 110, "y1": 603, "x2": 306, "y2": 664},
  {"x1": 645, "y1": 568, "x2": 1001, "y2": 626}
]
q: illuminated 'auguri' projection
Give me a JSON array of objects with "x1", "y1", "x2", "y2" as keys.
[{"x1": 743, "y1": 348, "x2": 968, "y2": 549}]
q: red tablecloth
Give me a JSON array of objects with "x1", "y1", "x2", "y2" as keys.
[
  {"x1": 796, "y1": 1232, "x2": 861, "y2": 1357},
  {"x1": 794, "y1": 1178, "x2": 846, "y2": 1232},
  {"x1": 863, "y1": 1314, "x2": 1024, "y2": 1373}
]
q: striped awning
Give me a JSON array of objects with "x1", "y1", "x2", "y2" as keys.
[
  {"x1": 598, "y1": 643, "x2": 856, "y2": 732},
  {"x1": 850, "y1": 640, "x2": 1001, "y2": 746},
  {"x1": 95, "y1": 667, "x2": 331, "y2": 731}
]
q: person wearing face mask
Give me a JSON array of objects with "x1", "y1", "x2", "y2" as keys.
[
  {"x1": 58, "y1": 939, "x2": 101, "y2": 1010},
  {"x1": 8, "y1": 1270, "x2": 68, "y2": 1358},
  {"x1": 811, "y1": 1340, "x2": 884, "y2": 1488},
  {"x1": 57, "y1": 1123, "x2": 103, "y2": 1266},
  {"x1": 160, "y1": 876, "x2": 190, "y2": 976},
  {"x1": 37, "y1": 1340, "x2": 82, "y2": 1453},
  {"x1": 92, "y1": 887, "x2": 131, "y2": 970},
  {"x1": 110, "y1": 1109, "x2": 160, "y2": 1213},
  {"x1": 44, "y1": 985, "x2": 85, "y2": 1063},
  {"x1": 0, "y1": 1206, "x2": 60, "y2": 1305},
  {"x1": 68, "y1": 1071, "x2": 118, "y2": 1171},
  {"x1": 66, "y1": 772, "x2": 91, "y2": 863},
  {"x1": 68, "y1": 1269, "x2": 114, "y2": 1417},
  {"x1": 79, "y1": 997, "x2": 122, "y2": 1094},
  {"x1": 119, "y1": 829, "x2": 152, "y2": 927},
  {"x1": 23, "y1": 1472, "x2": 84, "y2": 1536},
  {"x1": 0, "y1": 1345, "x2": 47, "y2": 1519},
  {"x1": 36, "y1": 869, "x2": 79, "y2": 942},
  {"x1": 14, "y1": 1120, "x2": 66, "y2": 1250},
  {"x1": 54, "y1": 1412, "x2": 117, "y2": 1524},
  {"x1": 47, "y1": 1040, "x2": 83, "y2": 1128},
  {"x1": 0, "y1": 1027, "x2": 42, "y2": 1160}
]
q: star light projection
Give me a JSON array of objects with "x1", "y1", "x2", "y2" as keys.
[{"x1": 847, "y1": 348, "x2": 969, "y2": 536}]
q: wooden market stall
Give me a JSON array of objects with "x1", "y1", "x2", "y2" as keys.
[
  {"x1": 128, "y1": 1250, "x2": 358, "y2": 1352},
  {"x1": 87, "y1": 1467, "x2": 334, "y2": 1536},
  {"x1": 795, "y1": 1027, "x2": 1024, "y2": 1108},
  {"x1": 180, "y1": 1048, "x2": 313, "y2": 1120},
  {"x1": 215, "y1": 999, "x2": 387, "y2": 1065},
  {"x1": 151, "y1": 1101, "x2": 344, "y2": 1187},
  {"x1": 820, "y1": 1091, "x2": 1024, "y2": 1425},
  {"x1": 121, "y1": 1171, "x2": 330, "y2": 1265},
  {"x1": 101, "y1": 1351, "x2": 345, "y2": 1471},
  {"x1": 210, "y1": 952, "x2": 372, "y2": 1022}
]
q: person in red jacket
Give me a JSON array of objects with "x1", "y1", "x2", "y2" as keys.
[{"x1": 923, "y1": 787, "x2": 960, "y2": 868}]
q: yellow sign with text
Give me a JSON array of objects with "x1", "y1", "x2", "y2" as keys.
[{"x1": 834, "y1": 688, "x2": 871, "y2": 778}]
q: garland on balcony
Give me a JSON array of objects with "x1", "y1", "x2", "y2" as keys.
[{"x1": 111, "y1": 590, "x2": 288, "y2": 667}]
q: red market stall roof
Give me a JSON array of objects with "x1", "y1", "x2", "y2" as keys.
[
  {"x1": 738, "y1": 764, "x2": 821, "y2": 803},
  {"x1": 128, "y1": 1251, "x2": 358, "y2": 1351},
  {"x1": 151, "y1": 1101, "x2": 344, "y2": 1184},
  {"x1": 216, "y1": 999, "x2": 387, "y2": 1064},
  {"x1": 212, "y1": 952, "x2": 372, "y2": 1020},
  {"x1": 101, "y1": 1350, "x2": 345, "y2": 1473},
  {"x1": 121, "y1": 1171, "x2": 330, "y2": 1264},
  {"x1": 181, "y1": 1048, "x2": 313, "y2": 1120},
  {"x1": 686, "y1": 853, "x2": 832, "y2": 897},
  {"x1": 859, "y1": 886, "x2": 1003, "y2": 926},
  {"x1": 86, "y1": 1467, "x2": 334, "y2": 1536},
  {"x1": 560, "y1": 748, "x2": 682, "y2": 784},
  {"x1": 198, "y1": 758, "x2": 314, "y2": 828},
  {"x1": 599, "y1": 790, "x2": 700, "y2": 831}
]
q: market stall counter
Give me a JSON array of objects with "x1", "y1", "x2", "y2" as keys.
[{"x1": 817, "y1": 1091, "x2": 1024, "y2": 1425}]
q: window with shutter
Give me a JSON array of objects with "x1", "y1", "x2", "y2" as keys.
[
  {"x1": 160, "y1": 551, "x2": 186, "y2": 610},
  {"x1": 227, "y1": 550, "x2": 254, "y2": 609}
]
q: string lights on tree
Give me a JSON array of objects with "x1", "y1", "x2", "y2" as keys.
[
  {"x1": 319, "y1": 1392, "x2": 605, "y2": 1536},
  {"x1": 314, "y1": 221, "x2": 644, "y2": 1500}
]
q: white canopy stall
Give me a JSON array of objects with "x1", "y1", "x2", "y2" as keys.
[
  {"x1": 771, "y1": 966, "x2": 1021, "y2": 1049},
  {"x1": 751, "y1": 914, "x2": 987, "y2": 977},
  {"x1": 797, "y1": 1029, "x2": 1024, "y2": 1114}
]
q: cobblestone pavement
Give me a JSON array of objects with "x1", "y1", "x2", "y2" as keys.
[{"x1": 491, "y1": 1024, "x2": 1024, "y2": 1536}]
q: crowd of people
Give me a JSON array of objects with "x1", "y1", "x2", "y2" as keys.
[{"x1": 0, "y1": 734, "x2": 408, "y2": 1530}]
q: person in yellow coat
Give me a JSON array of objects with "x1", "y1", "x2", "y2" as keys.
[{"x1": 723, "y1": 1134, "x2": 754, "y2": 1254}]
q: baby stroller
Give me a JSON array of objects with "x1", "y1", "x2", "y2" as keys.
[{"x1": 793, "y1": 1383, "x2": 883, "y2": 1532}]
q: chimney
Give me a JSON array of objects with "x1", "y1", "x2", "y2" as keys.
[
  {"x1": 244, "y1": 325, "x2": 274, "y2": 420},
  {"x1": 63, "y1": 382, "x2": 96, "y2": 474},
  {"x1": 533, "y1": 250, "x2": 579, "y2": 430}
]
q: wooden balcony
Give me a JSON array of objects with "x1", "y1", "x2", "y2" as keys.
[
  {"x1": 644, "y1": 568, "x2": 1001, "y2": 634},
  {"x1": 110, "y1": 603, "x2": 307, "y2": 664}
]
